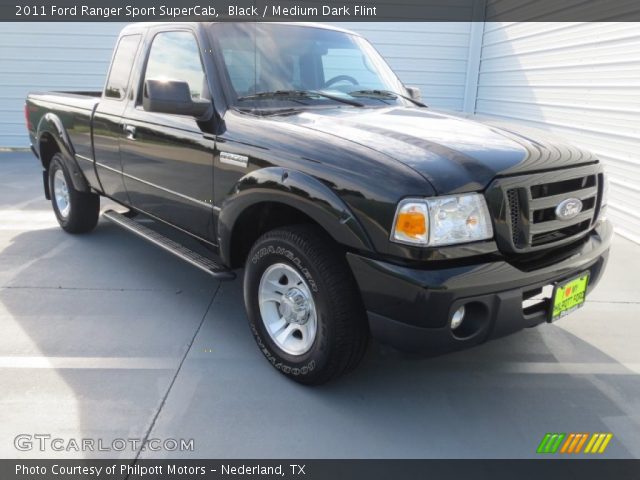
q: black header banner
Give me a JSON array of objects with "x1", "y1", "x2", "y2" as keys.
[
  {"x1": 2, "y1": 0, "x2": 640, "y2": 22},
  {"x1": 2, "y1": 459, "x2": 640, "y2": 480}
]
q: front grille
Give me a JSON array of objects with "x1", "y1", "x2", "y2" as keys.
[
  {"x1": 531, "y1": 219, "x2": 591, "y2": 247},
  {"x1": 486, "y1": 164, "x2": 604, "y2": 253},
  {"x1": 507, "y1": 188, "x2": 524, "y2": 248},
  {"x1": 530, "y1": 175, "x2": 596, "y2": 199}
]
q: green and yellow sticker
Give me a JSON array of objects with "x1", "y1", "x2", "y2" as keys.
[{"x1": 551, "y1": 273, "x2": 589, "y2": 321}]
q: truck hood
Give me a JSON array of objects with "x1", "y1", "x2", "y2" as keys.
[{"x1": 275, "y1": 107, "x2": 596, "y2": 195}]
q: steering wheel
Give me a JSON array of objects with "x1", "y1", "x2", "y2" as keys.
[{"x1": 323, "y1": 75, "x2": 359, "y2": 89}]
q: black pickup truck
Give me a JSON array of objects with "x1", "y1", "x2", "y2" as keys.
[{"x1": 26, "y1": 22, "x2": 612, "y2": 384}]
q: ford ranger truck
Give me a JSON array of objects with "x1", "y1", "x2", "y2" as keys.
[{"x1": 25, "y1": 22, "x2": 612, "y2": 384}]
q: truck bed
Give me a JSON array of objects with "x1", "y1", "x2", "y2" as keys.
[
  {"x1": 27, "y1": 91, "x2": 101, "y2": 110},
  {"x1": 26, "y1": 91, "x2": 101, "y2": 177}
]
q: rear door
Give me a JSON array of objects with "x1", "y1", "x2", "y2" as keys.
[
  {"x1": 119, "y1": 28, "x2": 216, "y2": 241},
  {"x1": 92, "y1": 34, "x2": 142, "y2": 203}
]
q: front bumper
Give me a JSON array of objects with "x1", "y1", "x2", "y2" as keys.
[{"x1": 347, "y1": 220, "x2": 613, "y2": 353}]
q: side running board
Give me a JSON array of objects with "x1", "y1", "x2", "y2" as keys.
[{"x1": 102, "y1": 209, "x2": 235, "y2": 280}]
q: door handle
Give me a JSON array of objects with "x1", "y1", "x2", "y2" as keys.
[{"x1": 124, "y1": 124, "x2": 136, "y2": 140}]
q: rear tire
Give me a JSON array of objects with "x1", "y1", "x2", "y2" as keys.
[
  {"x1": 244, "y1": 225, "x2": 369, "y2": 385},
  {"x1": 49, "y1": 153, "x2": 99, "y2": 233}
]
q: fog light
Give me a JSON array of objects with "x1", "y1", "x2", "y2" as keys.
[{"x1": 451, "y1": 306, "x2": 466, "y2": 330}]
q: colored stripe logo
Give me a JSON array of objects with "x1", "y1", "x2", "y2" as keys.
[{"x1": 537, "y1": 433, "x2": 613, "y2": 454}]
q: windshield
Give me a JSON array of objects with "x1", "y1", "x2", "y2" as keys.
[{"x1": 209, "y1": 23, "x2": 412, "y2": 110}]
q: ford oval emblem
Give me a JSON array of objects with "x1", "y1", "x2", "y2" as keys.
[{"x1": 555, "y1": 198, "x2": 583, "y2": 221}]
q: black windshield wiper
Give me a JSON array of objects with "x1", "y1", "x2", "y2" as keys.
[
  {"x1": 234, "y1": 106, "x2": 308, "y2": 117},
  {"x1": 348, "y1": 89, "x2": 426, "y2": 107},
  {"x1": 236, "y1": 90, "x2": 364, "y2": 107}
]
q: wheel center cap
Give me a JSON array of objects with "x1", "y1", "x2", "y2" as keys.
[{"x1": 280, "y1": 288, "x2": 310, "y2": 325}]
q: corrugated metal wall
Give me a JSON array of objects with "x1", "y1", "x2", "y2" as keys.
[
  {"x1": 0, "y1": 22, "x2": 471, "y2": 148},
  {"x1": 0, "y1": 22, "x2": 128, "y2": 147},
  {"x1": 474, "y1": 22, "x2": 640, "y2": 243}
]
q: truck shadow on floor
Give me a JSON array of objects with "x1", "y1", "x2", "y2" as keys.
[{"x1": 1, "y1": 223, "x2": 638, "y2": 459}]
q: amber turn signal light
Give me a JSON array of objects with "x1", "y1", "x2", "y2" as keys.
[
  {"x1": 395, "y1": 211, "x2": 426, "y2": 237},
  {"x1": 391, "y1": 201, "x2": 429, "y2": 245}
]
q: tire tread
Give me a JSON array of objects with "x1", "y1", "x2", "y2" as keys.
[
  {"x1": 247, "y1": 225, "x2": 369, "y2": 384},
  {"x1": 49, "y1": 154, "x2": 99, "y2": 234}
]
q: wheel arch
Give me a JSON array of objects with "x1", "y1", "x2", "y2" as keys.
[
  {"x1": 218, "y1": 167, "x2": 374, "y2": 268},
  {"x1": 36, "y1": 113, "x2": 90, "y2": 193}
]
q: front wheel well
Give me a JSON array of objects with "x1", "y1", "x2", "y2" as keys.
[{"x1": 229, "y1": 202, "x2": 335, "y2": 269}]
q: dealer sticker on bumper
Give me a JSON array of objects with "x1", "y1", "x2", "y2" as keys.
[{"x1": 551, "y1": 272, "x2": 590, "y2": 321}]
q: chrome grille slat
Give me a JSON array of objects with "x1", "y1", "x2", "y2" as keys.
[
  {"x1": 530, "y1": 185, "x2": 598, "y2": 210},
  {"x1": 529, "y1": 210, "x2": 594, "y2": 235}
]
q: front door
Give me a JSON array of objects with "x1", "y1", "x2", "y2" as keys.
[{"x1": 119, "y1": 29, "x2": 215, "y2": 241}]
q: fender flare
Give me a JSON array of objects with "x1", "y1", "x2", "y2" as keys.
[
  {"x1": 218, "y1": 167, "x2": 374, "y2": 266},
  {"x1": 36, "y1": 113, "x2": 90, "y2": 192}
]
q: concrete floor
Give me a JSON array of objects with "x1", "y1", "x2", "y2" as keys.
[{"x1": 1, "y1": 151, "x2": 639, "y2": 459}]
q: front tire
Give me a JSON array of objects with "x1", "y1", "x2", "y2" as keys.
[
  {"x1": 244, "y1": 225, "x2": 369, "y2": 385},
  {"x1": 49, "y1": 153, "x2": 99, "y2": 234}
]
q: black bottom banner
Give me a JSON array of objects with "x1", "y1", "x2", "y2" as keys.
[{"x1": 2, "y1": 459, "x2": 640, "y2": 480}]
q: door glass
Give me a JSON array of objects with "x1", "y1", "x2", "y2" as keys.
[
  {"x1": 144, "y1": 31, "x2": 206, "y2": 100},
  {"x1": 104, "y1": 35, "x2": 141, "y2": 100}
]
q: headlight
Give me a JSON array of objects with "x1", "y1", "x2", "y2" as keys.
[{"x1": 391, "y1": 193, "x2": 493, "y2": 247}]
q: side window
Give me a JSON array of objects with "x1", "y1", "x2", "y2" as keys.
[
  {"x1": 104, "y1": 35, "x2": 141, "y2": 100},
  {"x1": 143, "y1": 31, "x2": 206, "y2": 100}
]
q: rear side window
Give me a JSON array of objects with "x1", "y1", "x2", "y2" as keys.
[
  {"x1": 143, "y1": 31, "x2": 206, "y2": 100},
  {"x1": 104, "y1": 35, "x2": 141, "y2": 100}
]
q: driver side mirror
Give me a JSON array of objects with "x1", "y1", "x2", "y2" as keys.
[
  {"x1": 143, "y1": 79, "x2": 212, "y2": 120},
  {"x1": 406, "y1": 86, "x2": 422, "y2": 102}
]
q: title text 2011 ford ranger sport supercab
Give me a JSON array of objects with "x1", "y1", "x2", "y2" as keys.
[{"x1": 26, "y1": 22, "x2": 612, "y2": 384}]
